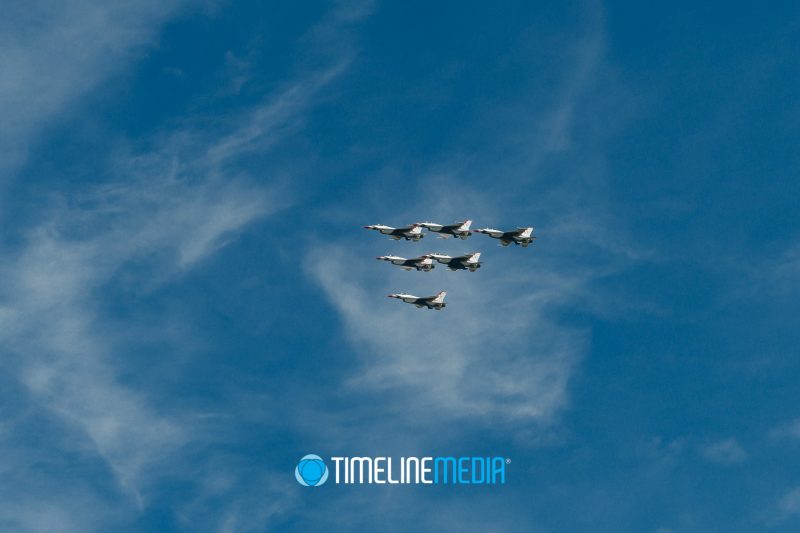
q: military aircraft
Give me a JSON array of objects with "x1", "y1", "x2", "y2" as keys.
[
  {"x1": 425, "y1": 252, "x2": 482, "y2": 272},
  {"x1": 363, "y1": 224, "x2": 424, "y2": 241},
  {"x1": 474, "y1": 226, "x2": 535, "y2": 247},
  {"x1": 376, "y1": 254, "x2": 435, "y2": 272},
  {"x1": 387, "y1": 290, "x2": 447, "y2": 310},
  {"x1": 416, "y1": 220, "x2": 473, "y2": 239}
]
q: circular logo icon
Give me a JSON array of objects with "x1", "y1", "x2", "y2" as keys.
[{"x1": 295, "y1": 454, "x2": 328, "y2": 486}]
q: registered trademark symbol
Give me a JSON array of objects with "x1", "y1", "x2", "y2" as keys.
[{"x1": 506, "y1": 458, "x2": 511, "y2": 464}]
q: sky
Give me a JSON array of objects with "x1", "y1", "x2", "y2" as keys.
[{"x1": 0, "y1": 1, "x2": 799, "y2": 531}]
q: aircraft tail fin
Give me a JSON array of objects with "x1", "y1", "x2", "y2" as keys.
[
  {"x1": 519, "y1": 227, "x2": 533, "y2": 238},
  {"x1": 459, "y1": 220, "x2": 473, "y2": 231},
  {"x1": 468, "y1": 252, "x2": 481, "y2": 262},
  {"x1": 432, "y1": 291, "x2": 447, "y2": 303}
]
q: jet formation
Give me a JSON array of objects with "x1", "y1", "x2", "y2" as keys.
[{"x1": 364, "y1": 220, "x2": 535, "y2": 309}]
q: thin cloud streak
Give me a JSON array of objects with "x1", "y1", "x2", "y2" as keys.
[
  {"x1": 0, "y1": 0, "x2": 191, "y2": 180},
  {"x1": 1, "y1": 175, "x2": 277, "y2": 497},
  {"x1": 699, "y1": 438, "x2": 747, "y2": 465},
  {"x1": 0, "y1": 124, "x2": 307, "y2": 529},
  {"x1": 0, "y1": 2, "x2": 372, "y2": 529}
]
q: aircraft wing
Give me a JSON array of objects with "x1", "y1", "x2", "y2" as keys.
[
  {"x1": 425, "y1": 253, "x2": 452, "y2": 263},
  {"x1": 476, "y1": 228, "x2": 503, "y2": 238},
  {"x1": 417, "y1": 222, "x2": 443, "y2": 231},
  {"x1": 388, "y1": 293, "x2": 419, "y2": 303},
  {"x1": 445, "y1": 220, "x2": 471, "y2": 231}
]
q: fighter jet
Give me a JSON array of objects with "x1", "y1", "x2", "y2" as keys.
[
  {"x1": 363, "y1": 224, "x2": 424, "y2": 241},
  {"x1": 376, "y1": 254, "x2": 435, "y2": 272},
  {"x1": 416, "y1": 220, "x2": 473, "y2": 239},
  {"x1": 474, "y1": 226, "x2": 536, "y2": 247},
  {"x1": 387, "y1": 290, "x2": 447, "y2": 310},
  {"x1": 425, "y1": 252, "x2": 482, "y2": 272}
]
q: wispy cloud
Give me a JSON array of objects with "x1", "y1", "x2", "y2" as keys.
[
  {"x1": 0, "y1": 1, "x2": 372, "y2": 530},
  {"x1": 0, "y1": 0, "x2": 191, "y2": 180},
  {"x1": 0, "y1": 175, "x2": 278, "y2": 498},
  {"x1": 311, "y1": 238, "x2": 589, "y2": 423},
  {"x1": 768, "y1": 417, "x2": 800, "y2": 441},
  {"x1": 203, "y1": 60, "x2": 350, "y2": 168},
  {"x1": 699, "y1": 438, "x2": 747, "y2": 465},
  {"x1": 636, "y1": 435, "x2": 689, "y2": 474},
  {"x1": 770, "y1": 242, "x2": 800, "y2": 291},
  {"x1": 779, "y1": 487, "x2": 800, "y2": 517}
]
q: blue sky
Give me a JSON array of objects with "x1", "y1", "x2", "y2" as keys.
[{"x1": 1, "y1": 1, "x2": 799, "y2": 531}]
